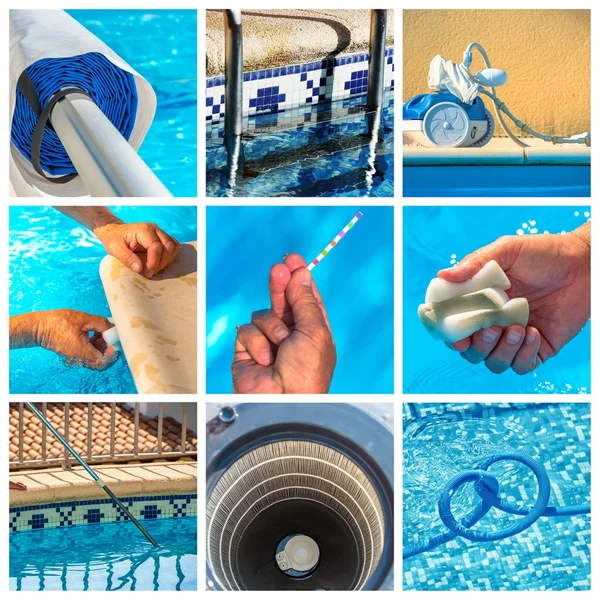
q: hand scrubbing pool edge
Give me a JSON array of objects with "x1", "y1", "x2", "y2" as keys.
[
  {"x1": 25, "y1": 402, "x2": 159, "y2": 548},
  {"x1": 307, "y1": 211, "x2": 363, "y2": 272}
]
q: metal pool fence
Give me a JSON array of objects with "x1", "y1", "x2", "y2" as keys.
[{"x1": 9, "y1": 402, "x2": 196, "y2": 470}]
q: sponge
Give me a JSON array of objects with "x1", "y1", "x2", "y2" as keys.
[
  {"x1": 425, "y1": 260, "x2": 511, "y2": 303},
  {"x1": 418, "y1": 261, "x2": 529, "y2": 343}
]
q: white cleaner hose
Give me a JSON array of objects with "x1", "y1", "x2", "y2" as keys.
[{"x1": 464, "y1": 42, "x2": 590, "y2": 147}]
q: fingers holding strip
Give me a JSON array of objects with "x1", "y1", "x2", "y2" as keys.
[
  {"x1": 251, "y1": 309, "x2": 291, "y2": 345},
  {"x1": 234, "y1": 324, "x2": 273, "y2": 366}
]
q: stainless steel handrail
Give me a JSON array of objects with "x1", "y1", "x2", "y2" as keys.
[
  {"x1": 49, "y1": 93, "x2": 172, "y2": 197},
  {"x1": 221, "y1": 9, "x2": 389, "y2": 124},
  {"x1": 223, "y1": 9, "x2": 243, "y2": 138},
  {"x1": 366, "y1": 9, "x2": 388, "y2": 110}
]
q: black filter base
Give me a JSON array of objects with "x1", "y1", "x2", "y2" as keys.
[{"x1": 235, "y1": 499, "x2": 361, "y2": 590}]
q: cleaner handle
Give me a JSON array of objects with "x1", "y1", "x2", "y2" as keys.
[{"x1": 25, "y1": 401, "x2": 160, "y2": 548}]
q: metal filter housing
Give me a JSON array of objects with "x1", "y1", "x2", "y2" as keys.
[{"x1": 206, "y1": 403, "x2": 393, "y2": 591}]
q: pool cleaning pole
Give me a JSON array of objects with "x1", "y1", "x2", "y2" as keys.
[{"x1": 25, "y1": 402, "x2": 159, "y2": 548}]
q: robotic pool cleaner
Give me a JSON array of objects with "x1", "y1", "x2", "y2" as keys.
[{"x1": 403, "y1": 42, "x2": 591, "y2": 148}]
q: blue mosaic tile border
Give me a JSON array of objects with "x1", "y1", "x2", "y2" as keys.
[
  {"x1": 9, "y1": 494, "x2": 197, "y2": 533},
  {"x1": 206, "y1": 47, "x2": 394, "y2": 124}
]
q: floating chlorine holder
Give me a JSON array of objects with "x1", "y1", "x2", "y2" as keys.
[{"x1": 418, "y1": 260, "x2": 529, "y2": 343}]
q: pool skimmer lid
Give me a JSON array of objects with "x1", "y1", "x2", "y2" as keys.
[{"x1": 276, "y1": 534, "x2": 320, "y2": 578}]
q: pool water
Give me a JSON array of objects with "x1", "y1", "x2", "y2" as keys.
[
  {"x1": 206, "y1": 206, "x2": 394, "y2": 393},
  {"x1": 67, "y1": 9, "x2": 197, "y2": 197},
  {"x1": 403, "y1": 205, "x2": 591, "y2": 394},
  {"x1": 403, "y1": 165, "x2": 590, "y2": 197},
  {"x1": 9, "y1": 206, "x2": 197, "y2": 394},
  {"x1": 10, "y1": 517, "x2": 197, "y2": 591},
  {"x1": 403, "y1": 403, "x2": 591, "y2": 591},
  {"x1": 206, "y1": 95, "x2": 394, "y2": 197}
]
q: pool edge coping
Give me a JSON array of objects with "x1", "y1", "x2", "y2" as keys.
[{"x1": 9, "y1": 460, "x2": 198, "y2": 507}]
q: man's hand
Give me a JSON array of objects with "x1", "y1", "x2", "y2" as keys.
[
  {"x1": 232, "y1": 253, "x2": 336, "y2": 393},
  {"x1": 54, "y1": 207, "x2": 179, "y2": 278},
  {"x1": 438, "y1": 222, "x2": 590, "y2": 375},
  {"x1": 10, "y1": 310, "x2": 118, "y2": 371},
  {"x1": 94, "y1": 221, "x2": 179, "y2": 278}
]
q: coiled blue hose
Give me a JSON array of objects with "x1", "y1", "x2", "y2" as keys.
[
  {"x1": 404, "y1": 452, "x2": 590, "y2": 559},
  {"x1": 11, "y1": 52, "x2": 138, "y2": 177}
]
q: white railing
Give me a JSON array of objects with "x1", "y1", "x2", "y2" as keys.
[{"x1": 50, "y1": 94, "x2": 172, "y2": 197}]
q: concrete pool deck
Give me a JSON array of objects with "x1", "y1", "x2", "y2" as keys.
[
  {"x1": 206, "y1": 9, "x2": 394, "y2": 76},
  {"x1": 403, "y1": 138, "x2": 591, "y2": 166},
  {"x1": 9, "y1": 459, "x2": 197, "y2": 507}
]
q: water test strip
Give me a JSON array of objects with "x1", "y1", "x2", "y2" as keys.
[{"x1": 307, "y1": 211, "x2": 363, "y2": 271}]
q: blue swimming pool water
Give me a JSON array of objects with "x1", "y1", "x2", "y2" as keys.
[
  {"x1": 206, "y1": 95, "x2": 394, "y2": 197},
  {"x1": 206, "y1": 206, "x2": 394, "y2": 393},
  {"x1": 9, "y1": 206, "x2": 197, "y2": 394},
  {"x1": 403, "y1": 403, "x2": 591, "y2": 591},
  {"x1": 10, "y1": 516, "x2": 197, "y2": 591},
  {"x1": 403, "y1": 205, "x2": 591, "y2": 394},
  {"x1": 67, "y1": 9, "x2": 197, "y2": 197},
  {"x1": 403, "y1": 165, "x2": 590, "y2": 197}
]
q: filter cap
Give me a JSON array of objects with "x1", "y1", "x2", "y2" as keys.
[{"x1": 276, "y1": 534, "x2": 320, "y2": 577}]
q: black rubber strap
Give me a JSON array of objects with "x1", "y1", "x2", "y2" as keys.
[{"x1": 17, "y1": 70, "x2": 92, "y2": 183}]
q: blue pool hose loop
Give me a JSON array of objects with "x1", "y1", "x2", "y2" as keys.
[
  {"x1": 25, "y1": 402, "x2": 159, "y2": 548},
  {"x1": 404, "y1": 451, "x2": 590, "y2": 559}
]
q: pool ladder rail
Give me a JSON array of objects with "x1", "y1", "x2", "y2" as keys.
[
  {"x1": 222, "y1": 9, "x2": 388, "y2": 179},
  {"x1": 25, "y1": 402, "x2": 160, "y2": 548}
]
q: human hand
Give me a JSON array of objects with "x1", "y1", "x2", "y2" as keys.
[
  {"x1": 438, "y1": 222, "x2": 590, "y2": 375},
  {"x1": 94, "y1": 221, "x2": 179, "y2": 278},
  {"x1": 11, "y1": 309, "x2": 118, "y2": 370},
  {"x1": 232, "y1": 253, "x2": 336, "y2": 393}
]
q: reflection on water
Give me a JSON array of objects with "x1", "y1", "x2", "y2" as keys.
[
  {"x1": 206, "y1": 95, "x2": 394, "y2": 198},
  {"x1": 10, "y1": 517, "x2": 197, "y2": 591}
]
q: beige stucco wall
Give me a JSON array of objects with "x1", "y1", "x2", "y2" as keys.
[{"x1": 403, "y1": 10, "x2": 590, "y2": 137}]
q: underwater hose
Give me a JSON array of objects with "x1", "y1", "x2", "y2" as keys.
[
  {"x1": 25, "y1": 402, "x2": 159, "y2": 548},
  {"x1": 463, "y1": 42, "x2": 590, "y2": 147},
  {"x1": 403, "y1": 451, "x2": 590, "y2": 559}
]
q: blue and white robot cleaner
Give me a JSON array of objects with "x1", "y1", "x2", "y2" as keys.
[{"x1": 403, "y1": 42, "x2": 590, "y2": 148}]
